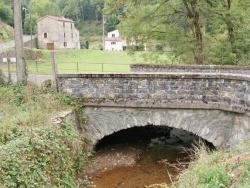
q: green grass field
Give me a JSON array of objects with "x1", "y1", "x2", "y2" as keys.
[{"x1": 0, "y1": 49, "x2": 176, "y2": 74}]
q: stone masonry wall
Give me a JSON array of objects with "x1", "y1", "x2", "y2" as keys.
[
  {"x1": 131, "y1": 64, "x2": 250, "y2": 74},
  {"x1": 83, "y1": 107, "x2": 250, "y2": 148},
  {"x1": 57, "y1": 73, "x2": 250, "y2": 114}
]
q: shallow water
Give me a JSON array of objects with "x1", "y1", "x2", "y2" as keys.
[
  {"x1": 92, "y1": 145, "x2": 189, "y2": 188},
  {"x1": 81, "y1": 126, "x2": 202, "y2": 188}
]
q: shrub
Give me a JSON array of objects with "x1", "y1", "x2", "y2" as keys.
[
  {"x1": 0, "y1": 123, "x2": 85, "y2": 187},
  {"x1": 0, "y1": 69, "x2": 6, "y2": 86},
  {"x1": 156, "y1": 44, "x2": 163, "y2": 51},
  {"x1": 197, "y1": 166, "x2": 231, "y2": 188},
  {"x1": 0, "y1": 84, "x2": 88, "y2": 187}
]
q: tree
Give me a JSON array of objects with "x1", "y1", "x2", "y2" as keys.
[
  {"x1": 23, "y1": 13, "x2": 38, "y2": 35},
  {"x1": 30, "y1": 0, "x2": 60, "y2": 17},
  {"x1": 21, "y1": 0, "x2": 61, "y2": 35},
  {"x1": 90, "y1": 0, "x2": 104, "y2": 20},
  {"x1": 105, "y1": 14, "x2": 120, "y2": 32},
  {"x1": 61, "y1": 0, "x2": 81, "y2": 21},
  {"x1": 104, "y1": 0, "x2": 250, "y2": 65},
  {"x1": 205, "y1": 0, "x2": 250, "y2": 64},
  {"x1": 0, "y1": 0, "x2": 13, "y2": 26}
]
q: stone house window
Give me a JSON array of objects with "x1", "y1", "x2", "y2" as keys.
[
  {"x1": 43, "y1": 32, "x2": 48, "y2": 38},
  {"x1": 64, "y1": 42, "x2": 67, "y2": 47},
  {"x1": 71, "y1": 33, "x2": 73, "y2": 38},
  {"x1": 64, "y1": 33, "x2": 66, "y2": 38},
  {"x1": 112, "y1": 34, "x2": 115, "y2": 37},
  {"x1": 71, "y1": 23, "x2": 73, "y2": 29},
  {"x1": 111, "y1": 42, "x2": 116, "y2": 45},
  {"x1": 63, "y1": 22, "x2": 65, "y2": 27}
]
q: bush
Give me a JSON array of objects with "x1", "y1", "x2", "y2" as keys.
[
  {"x1": 0, "y1": 84, "x2": 88, "y2": 187},
  {"x1": 0, "y1": 69, "x2": 6, "y2": 86},
  {"x1": 156, "y1": 44, "x2": 163, "y2": 51},
  {"x1": 198, "y1": 166, "x2": 231, "y2": 188},
  {"x1": 0, "y1": 123, "x2": 85, "y2": 187}
]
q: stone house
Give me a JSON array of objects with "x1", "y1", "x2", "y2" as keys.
[
  {"x1": 104, "y1": 29, "x2": 127, "y2": 51},
  {"x1": 37, "y1": 15, "x2": 80, "y2": 50}
]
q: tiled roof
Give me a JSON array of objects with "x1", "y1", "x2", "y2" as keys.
[
  {"x1": 37, "y1": 15, "x2": 74, "y2": 23},
  {"x1": 105, "y1": 37, "x2": 124, "y2": 42}
]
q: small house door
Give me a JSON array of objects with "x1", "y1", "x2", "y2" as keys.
[{"x1": 47, "y1": 43, "x2": 54, "y2": 50}]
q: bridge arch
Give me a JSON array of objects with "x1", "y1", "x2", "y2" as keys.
[
  {"x1": 83, "y1": 107, "x2": 250, "y2": 149},
  {"x1": 56, "y1": 67, "x2": 250, "y2": 149}
]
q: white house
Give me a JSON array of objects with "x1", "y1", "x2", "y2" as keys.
[{"x1": 104, "y1": 29, "x2": 126, "y2": 51}]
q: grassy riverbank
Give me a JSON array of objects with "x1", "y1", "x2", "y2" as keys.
[
  {"x1": 0, "y1": 80, "x2": 87, "y2": 187},
  {"x1": 147, "y1": 141, "x2": 250, "y2": 188}
]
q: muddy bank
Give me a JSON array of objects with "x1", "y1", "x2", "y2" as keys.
[{"x1": 80, "y1": 145, "x2": 143, "y2": 178}]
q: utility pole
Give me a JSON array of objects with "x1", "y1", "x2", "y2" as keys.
[
  {"x1": 102, "y1": 14, "x2": 105, "y2": 51},
  {"x1": 30, "y1": 9, "x2": 33, "y2": 59},
  {"x1": 14, "y1": 0, "x2": 27, "y2": 84},
  {"x1": 23, "y1": 6, "x2": 33, "y2": 58}
]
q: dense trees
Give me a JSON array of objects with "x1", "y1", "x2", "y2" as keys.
[
  {"x1": 104, "y1": 0, "x2": 250, "y2": 65},
  {"x1": 0, "y1": 0, "x2": 14, "y2": 26}
]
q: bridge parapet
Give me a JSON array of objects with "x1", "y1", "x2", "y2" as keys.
[
  {"x1": 57, "y1": 73, "x2": 250, "y2": 115},
  {"x1": 131, "y1": 64, "x2": 250, "y2": 74}
]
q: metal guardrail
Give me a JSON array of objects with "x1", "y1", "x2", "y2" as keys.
[
  {"x1": 0, "y1": 61, "x2": 131, "y2": 75},
  {"x1": 57, "y1": 62, "x2": 131, "y2": 73}
]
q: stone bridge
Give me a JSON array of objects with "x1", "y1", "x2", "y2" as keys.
[{"x1": 56, "y1": 65, "x2": 250, "y2": 149}]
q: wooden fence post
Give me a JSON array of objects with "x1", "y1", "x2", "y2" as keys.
[
  {"x1": 36, "y1": 61, "x2": 38, "y2": 72},
  {"x1": 7, "y1": 53, "x2": 11, "y2": 83},
  {"x1": 51, "y1": 52, "x2": 58, "y2": 88}
]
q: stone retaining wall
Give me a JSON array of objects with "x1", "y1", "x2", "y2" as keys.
[
  {"x1": 130, "y1": 64, "x2": 250, "y2": 74},
  {"x1": 57, "y1": 73, "x2": 250, "y2": 114}
]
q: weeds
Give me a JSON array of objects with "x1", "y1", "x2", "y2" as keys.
[
  {"x1": 198, "y1": 166, "x2": 231, "y2": 188},
  {"x1": 0, "y1": 83, "x2": 88, "y2": 187},
  {"x1": 163, "y1": 140, "x2": 250, "y2": 188},
  {"x1": 0, "y1": 124, "x2": 85, "y2": 187},
  {"x1": 145, "y1": 183, "x2": 169, "y2": 188}
]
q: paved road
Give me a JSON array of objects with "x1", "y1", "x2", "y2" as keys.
[{"x1": 0, "y1": 35, "x2": 33, "y2": 52}]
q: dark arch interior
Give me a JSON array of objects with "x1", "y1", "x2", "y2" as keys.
[
  {"x1": 91, "y1": 126, "x2": 216, "y2": 187},
  {"x1": 94, "y1": 125, "x2": 215, "y2": 151}
]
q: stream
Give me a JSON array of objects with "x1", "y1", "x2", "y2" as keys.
[{"x1": 80, "y1": 126, "x2": 207, "y2": 188}]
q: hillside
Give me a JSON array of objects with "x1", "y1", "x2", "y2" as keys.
[
  {"x1": 76, "y1": 20, "x2": 103, "y2": 50},
  {"x1": 0, "y1": 20, "x2": 14, "y2": 43}
]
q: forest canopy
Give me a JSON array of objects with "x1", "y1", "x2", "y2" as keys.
[{"x1": 104, "y1": 0, "x2": 250, "y2": 65}]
